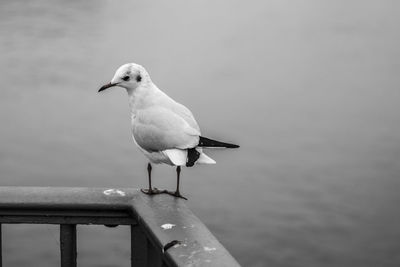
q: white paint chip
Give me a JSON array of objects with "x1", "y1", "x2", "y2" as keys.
[
  {"x1": 161, "y1": 223, "x2": 176, "y2": 230},
  {"x1": 204, "y1": 247, "x2": 217, "y2": 252},
  {"x1": 103, "y1": 189, "x2": 126, "y2": 196}
]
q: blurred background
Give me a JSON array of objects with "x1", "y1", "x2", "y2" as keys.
[{"x1": 1, "y1": 0, "x2": 400, "y2": 266}]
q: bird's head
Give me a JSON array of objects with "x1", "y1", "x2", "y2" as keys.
[{"x1": 98, "y1": 63, "x2": 150, "y2": 93}]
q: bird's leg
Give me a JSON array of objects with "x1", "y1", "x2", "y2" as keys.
[
  {"x1": 147, "y1": 162, "x2": 152, "y2": 190},
  {"x1": 141, "y1": 163, "x2": 153, "y2": 194},
  {"x1": 163, "y1": 166, "x2": 187, "y2": 200},
  {"x1": 176, "y1": 166, "x2": 182, "y2": 195},
  {"x1": 141, "y1": 163, "x2": 163, "y2": 195},
  {"x1": 174, "y1": 166, "x2": 187, "y2": 199},
  {"x1": 141, "y1": 164, "x2": 186, "y2": 199}
]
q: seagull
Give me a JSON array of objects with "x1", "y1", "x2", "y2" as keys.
[{"x1": 98, "y1": 63, "x2": 239, "y2": 199}]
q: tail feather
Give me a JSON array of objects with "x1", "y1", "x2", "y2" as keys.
[
  {"x1": 198, "y1": 136, "x2": 239, "y2": 148},
  {"x1": 196, "y1": 152, "x2": 216, "y2": 164}
]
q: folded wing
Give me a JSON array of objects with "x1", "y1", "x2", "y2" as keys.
[{"x1": 133, "y1": 107, "x2": 200, "y2": 152}]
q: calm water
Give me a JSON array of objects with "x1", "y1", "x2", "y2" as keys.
[{"x1": 1, "y1": 1, "x2": 400, "y2": 266}]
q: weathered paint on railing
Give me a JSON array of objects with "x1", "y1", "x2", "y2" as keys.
[{"x1": 0, "y1": 187, "x2": 240, "y2": 267}]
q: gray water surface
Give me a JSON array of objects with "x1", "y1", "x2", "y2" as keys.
[{"x1": 1, "y1": 1, "x2": 400, "y2": 266}]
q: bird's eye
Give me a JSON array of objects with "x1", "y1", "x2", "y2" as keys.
[
  {"x1": 122, "y1": 76, "x2": 130, "y2": 81},
  {"x1": 136, "y1": 75, "x2": 142, "y2": 82}
]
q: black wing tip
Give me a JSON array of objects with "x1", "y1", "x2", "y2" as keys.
[{"x1": 198, "y1": 136, "x2": 240, "y2": 148}]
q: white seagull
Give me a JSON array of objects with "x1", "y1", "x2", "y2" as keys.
[{"x1": 98, "y1": 63, "x2": 239, "y2": 199}]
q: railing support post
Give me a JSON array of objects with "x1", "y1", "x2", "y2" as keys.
[
  {"x1": 0, "y1": 224, "x2": 2, "y2": 267},
  {"x1": 147, "y1": 240, "x2": 162, "y2": 267},
  {"x1": 131, "y1": 225, "x2": 147, "y2": 267},
  {"x1": 60, "y1": 224, "x2": 77, "y2": 267}
]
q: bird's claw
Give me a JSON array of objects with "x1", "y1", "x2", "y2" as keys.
[{"x1": 141, "y1": 188, "x2": 187, "y2": 200}]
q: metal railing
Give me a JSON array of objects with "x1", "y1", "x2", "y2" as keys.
[{"x1": 0, "y1": 187, "x2": 240, "y2": 267}]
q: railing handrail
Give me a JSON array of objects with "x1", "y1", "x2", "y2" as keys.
[{"x1": 0, "y1": 186, "x2": 240, "y2": 267}]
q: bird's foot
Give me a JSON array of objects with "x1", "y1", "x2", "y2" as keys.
[
  {"x1": 141, "y1": 188, "x2": 187, "y2": 200},
  {"x1": 163, "y1": 191, "x2": 188, "y2": 200},
  {"x1": 140, "y1": 187, "x2": 165, "y2": 195}
]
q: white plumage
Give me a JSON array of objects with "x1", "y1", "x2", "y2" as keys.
[
  {"x1": 99, "y1": 63, "x2": 237, "y2": 199},
  {"x1": 114, "y1": 63, "x2": 215, "y2": 166}
]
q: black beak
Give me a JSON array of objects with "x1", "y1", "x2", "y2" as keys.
[{"x1": 98, "y1": 82, "x2": 117, "y2": 92}]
